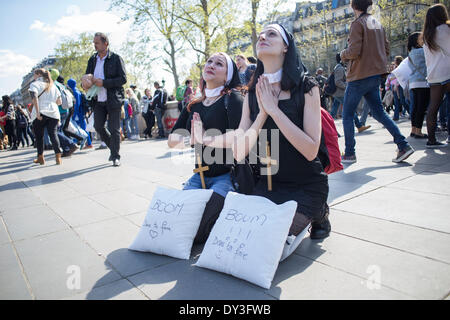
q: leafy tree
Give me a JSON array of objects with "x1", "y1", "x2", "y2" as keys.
[
  {"x1": 53, "y1": 32, "x2": 95, "y2": 87},
  {"x1": 110, "y1": 0, "x2": 184, "y2": 88}
]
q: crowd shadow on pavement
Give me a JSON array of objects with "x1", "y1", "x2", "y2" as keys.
[
  {"x1": 0, "y1": 164, "x2": 111, "y2": 191},
  {"x1": 85, "y1": 239, "x2": 324, "y2": 300}
]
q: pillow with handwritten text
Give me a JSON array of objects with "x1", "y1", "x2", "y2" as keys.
[
  {"x1": 129, "y1": 187, "x2": 213, "y2": 259},
  {"x1": 195, "y1": 192, "x2": 297, "y2": 289}
]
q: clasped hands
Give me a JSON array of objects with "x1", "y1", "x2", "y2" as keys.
[{"x1": 190, "y1": 75, "x2": 280, "y2": 146}]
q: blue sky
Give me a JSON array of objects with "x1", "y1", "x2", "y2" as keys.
[
  {"x1": 1, "y1": 0, "x2": 300, "y2": 96},
  {"x1": 0, "y1": 0, "x2": 127, "y2": 95}
]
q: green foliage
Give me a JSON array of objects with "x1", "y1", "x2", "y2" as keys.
[{"x1": 54, "y1": 32, "x2": 95, "y2": 87}]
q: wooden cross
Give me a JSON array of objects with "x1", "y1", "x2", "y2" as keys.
[
  {"x1": 193, "y1": 154, "x2": 209, "y2": 189},
  {"x1": 259, "y1": 142, "x2": 277, "y2": 191}
]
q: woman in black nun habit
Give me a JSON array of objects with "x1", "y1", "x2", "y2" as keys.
[
  {"x1": 232, "y1": 24, "x2": 330, "y2": 259},
  {"x1": 168, "y1": 52, "x2": 243, "y2": 244}
]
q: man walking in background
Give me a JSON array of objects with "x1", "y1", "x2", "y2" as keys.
[{"x1": 84, "y1": 32, "x2": 127, "y2": 167}]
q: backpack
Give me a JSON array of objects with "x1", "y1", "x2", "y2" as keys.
[
  {"x1": 61, "y1": 87, "x2": 75, "y2": 110},
  {"x1": 320, "y1": 108, "x2": 343, "y2": 174},
  {"x1": 176, "y1": 85, "x2": 187, "y2": 102},
  {"x1": 16, "y1": 110, "x2": 28, "y2": 128},
  {"x1": 294, "y1": 76, "x2": 343, "y2": 175},
  {"x1": 127, "y1": 103, "x2": 133, "y2": 117},
  {"x1": 324, "y1": 73, "x2": 337, "y2": 96}
]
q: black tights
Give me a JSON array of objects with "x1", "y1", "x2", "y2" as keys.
[{"x1": 427, "y1": 83, "x2": 450, "y2": 143}]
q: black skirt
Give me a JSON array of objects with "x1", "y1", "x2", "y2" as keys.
[{"x1": 252, "y1": 179, "x2": 328, "y2": 220}]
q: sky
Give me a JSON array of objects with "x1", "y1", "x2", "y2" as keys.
[{"x1": 1, "y1": 0, "x2": 300, "y2": 96}]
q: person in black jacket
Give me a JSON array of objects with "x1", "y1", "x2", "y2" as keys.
[
  {"x1": 151, "y1": 82, "x2": 167, "y2": 139},
  {"x1": 84, "y1": 32, "x2": 127, "y2": 166}
]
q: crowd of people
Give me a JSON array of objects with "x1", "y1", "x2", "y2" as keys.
[
  {"x1": 1, "y1": 0, "x2": 449, "y2": 258},
  {"x1": 318, "y1": 2, "x2": 449, "y2": 158}
]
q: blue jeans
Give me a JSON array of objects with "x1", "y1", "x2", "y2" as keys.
[
  {"x1": 130, "y1": 114, "x2": 140, "y2": 136},
  {"x1": 393, "y1": 86, "x2": 409, "y2": 120},
  {"x1": 183, "y1": 172, "x2": 235, "y2": 198},
  {"x1": 343, "y1": 75, "x2": 409, "y2": 157},
  {"x1": 123, "y1": 118, "x2": 131, "y2": 136},
  {"x1": 359, "y1": 98, "x2": 371, "y2": 126},
  {"x1": 330, "y1": 96, "x2": 343, "y2": 119},
  {"x1": 154, "y1": 107, "x2": 165, "y2": 137},
  {"x1": 332, "y1": 95, "x2": 362, "y2": 127}
]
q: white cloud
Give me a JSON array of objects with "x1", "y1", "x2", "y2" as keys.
[
  {"x1": 29, "y1": 7, "x2": 131, "y2": 49},
  {"x1": 0, "y1": 50, "x2": 37, "y2": 79},
  {"x1": 0, "y1": 50, "x2": 37, "y2": 94}
]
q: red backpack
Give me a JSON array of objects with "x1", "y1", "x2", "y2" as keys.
[{"x1": 320, "y1": 108, "x2": 343, "y2": 175}]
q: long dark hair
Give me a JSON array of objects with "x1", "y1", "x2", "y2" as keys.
[
  {"x1": 2, "y1": 95, "x2": 13, "y2": 111},
  {"x1": 407, "y1": 32, "x2": 422, "y2": 52},
  {"x1": 423, "y1": 3, "x2": 450, "y2": 52}
]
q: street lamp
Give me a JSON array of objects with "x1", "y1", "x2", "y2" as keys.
[{"x1": 162, "y1": 79, "x2": 166, "y2": 88}]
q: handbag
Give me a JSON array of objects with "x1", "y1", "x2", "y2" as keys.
[
  {"x1": 230, "y1": 158, "x2": 259, "y2": 195},
  {"x1": 382, "y1": 89, "x2": 394, "y2": 107},
  {"x1": 222, "y1": 93, "x2": 260, "y2": 194}
]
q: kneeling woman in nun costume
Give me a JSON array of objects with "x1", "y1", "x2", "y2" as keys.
[
  {"x1": 168, "y1": 52, "x2": 243, "y2": 244},
  {"x1": 233, "y1": 24, "x2": 330, "y2": 257}
]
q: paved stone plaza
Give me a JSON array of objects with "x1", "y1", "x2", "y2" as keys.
[{"x1": 1, "y1": 117, "x2": 449, "y2": 300}]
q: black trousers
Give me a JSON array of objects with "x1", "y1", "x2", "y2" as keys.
[
  {"x1": 411, "y1": 88, "x2": 430, "y2": 129},
  {"x1": 33, "y1": 115, "x2": 61, "y2": 155},
  {"x1": 94, "y1": 101, "x2": 121, "y2": 160},
  {"x1": 5, "y1": 120, "x2": 18, "y2": 147},
  {"x1": 143, "y1": 110, "x2": 155, "y2": 136}
]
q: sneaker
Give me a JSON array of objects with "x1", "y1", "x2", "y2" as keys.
[
  {"x1": 357, "y1": 125, "x2": 371, "y2": 133},
  {"x1": 341, "y1": 154, "x2": 357, "y2": 163},
  {"x1": 393, "y1": 145, "x2": 414, "y2": 163},
  {"x1": 113, "y1": 159, "x2": 121, "y2": 167},
  {"x1": 426, "y1": 141, "x2": 446, "y2": 149}
]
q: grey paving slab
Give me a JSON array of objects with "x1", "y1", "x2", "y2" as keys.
[
  {"x1": 29, "y1": 183, "x2": 82, "y2": 204},
  {"x1": 0, "y1": 243, "x2": 32, "y2": 300},
  {"x1": 0, "y1": 218, "x2": 10, "y2": 245},
  {"x1": 333, "y1": 187, "x2": 450, "y2": 233},
  {"x1": 47, "y1": 196, "x2": 118, "y2": 227},
  {"x1": 0, "y1": 188, "x2": 42, "y2": 211},
  {"x1": 2, "y1": 205, "x2": 68, "y2": 242},
  {"x1": 330, "y1": 209, "x2": 450, "y2": 264},
  {"x1": 124, "y1": 211, "x2": 147, "y2": 228},
  {"x1": 14, "y1": 229, "x2": 122, "y2": 300},
  {"x1": 268, "y1": 255, "x2": 412, "y2": 300},
  {"x1": 88, "y1": 190, "x2": 150, "y2": 216},
  {"x1": 328, "y1": 160, "x2": 430, "y2": 186},
  {"x1": 294, "y1": 233, "x2": 450, "y2": 299},
  {"x1": 64, "y1": 279, "x2": 148, "y2": 300},
  {"x1": 74, "y1": 217, "x2": 177, "y2": 277},
  {"x1": 128, "y1": 260, "x2": 275, "y2": 300},
  {"x1": 328, "y1": 180, "x2": 380, "y2": 206},
  {"x1": 426, "y1": 162, "x2": 450, "y2": 174},
  {"x1": 387, "y1": 172, "x2": 450, "y2": 196}
]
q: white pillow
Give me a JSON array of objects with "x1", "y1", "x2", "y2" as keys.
[
  {"x1": 129, "y1": 187, "x2": 213, "y2": 259},
  {"x1": 195, "y1": 192, "x2": 297, "y2": 289}
]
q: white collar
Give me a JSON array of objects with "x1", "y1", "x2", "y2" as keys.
[
  {"x1": 263, "y1": 69, "x2": 283, "y2": 84},
  {"x1": 205, "y1": 86, "x2": 224, "y2": 97}
]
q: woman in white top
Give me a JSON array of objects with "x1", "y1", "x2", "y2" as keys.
[
  {"x1": 29, "y1": 68, "x2": 63, "y2": 165},
  {"x1": 423, "y1": 3, "x2": 450, "y2": 148}
]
